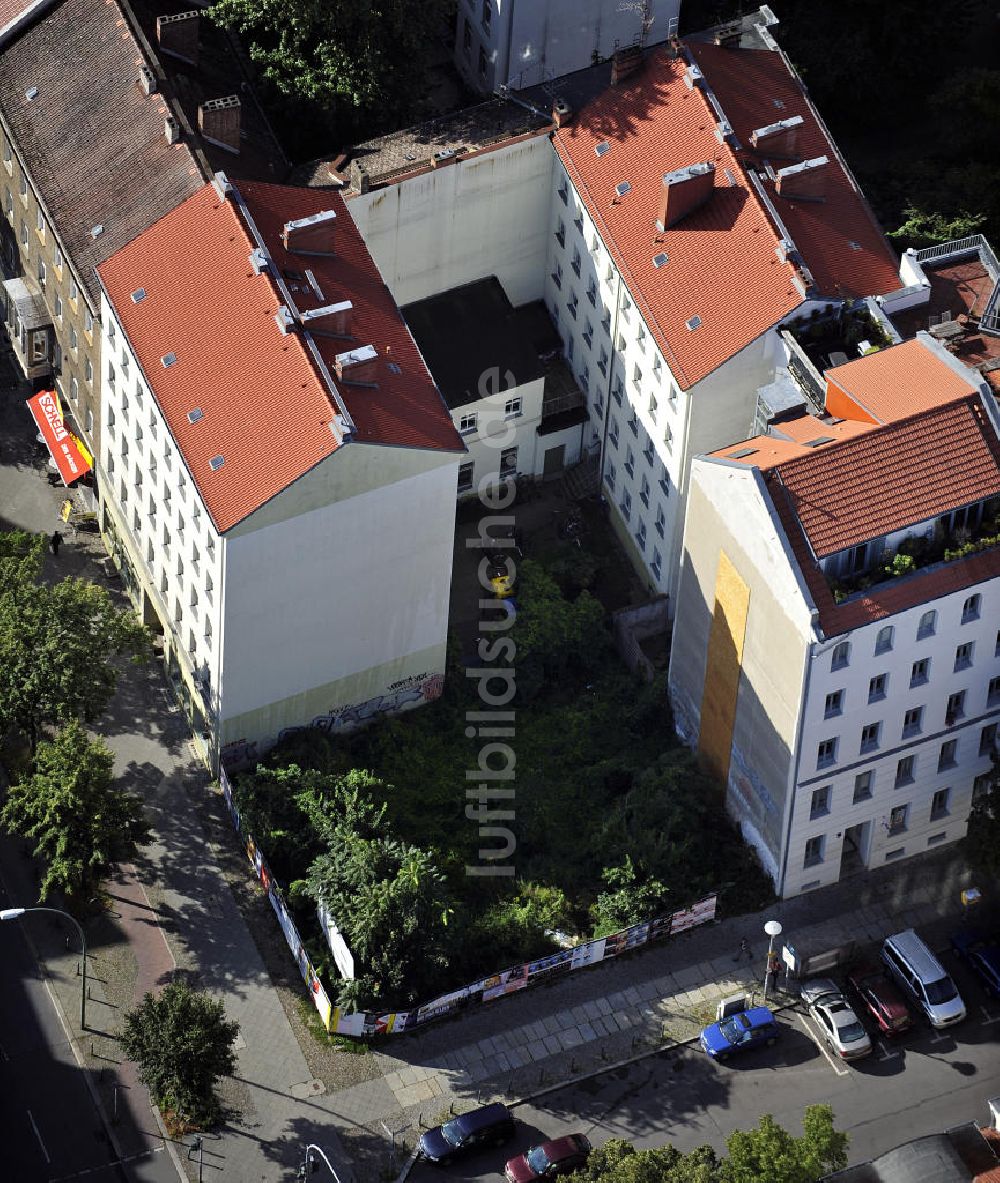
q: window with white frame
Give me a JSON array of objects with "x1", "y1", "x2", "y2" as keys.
[
  {"x1": 624, "y1": 446, "x2": 635, "y2": 477},
  {"x1": 499, "y1": 446, "x2": 517, "y2": 476},
  {"x1": 654, "y1": 504, "x2": 665, "y2": 538},
  {"x1": 651, "y1": 547, "x2": 662, "y2": 580},
  {"x1": 597, "y1": 346, "x2": 608, "y2": 376},
  {"x1": 459, "y1": 412, "x2": 478, "y2": 434},
  {"x1": 639, "y1": 474, "x2": 650, "y2": 507},
  {"x1": 636, "y1": 519, "x2": 646, "y2": 551},
  {"x1": 619, "y1": 488, "x2": 632, "y2": 521},
  {"x1": 504, "y1": 397, "x2": 522, "y2": 419},
  {"x1": 917, "y1": 609, "x2": 936, "y2": 639},
  {"x1": 571, "y1": 247, "x2": 581, "y2": 277},
  {"x1": 608, "y1": 415, "x2": 619, "y2": 447},
  {"x1": 582, "y1": 319, "x2": 593, "y2": 347},
  {"x1": 606, "y1": 460, "x2": 616, "y2": 492}
]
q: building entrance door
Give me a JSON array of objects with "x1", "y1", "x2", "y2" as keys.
[
  {"x1": 543, "y1": 443, "x2": 565, "y2": 478},
  {"x1": 840, "y1": 821, "x2": 871, "y2": 876}
]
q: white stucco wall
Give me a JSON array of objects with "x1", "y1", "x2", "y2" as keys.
[
  {"x1": 347, "y1": 135, "x2": 554, "y2": 309},
  {"x1": 217, "y1": 444, "x2": 459, "y2": 746},
  {"x1": 452, "y1": 373, "x2": 546, "y2": 486}
]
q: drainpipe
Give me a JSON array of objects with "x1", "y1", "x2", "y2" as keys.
[
  {"x1": 501, "y1": 0, "x2": 517, "y2": 90},
  {"x1": 596, "y1": 270, "x2": 625, "y2": 493}
]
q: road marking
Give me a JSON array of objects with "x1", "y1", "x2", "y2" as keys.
[
  {"x1": 980, "y1": 1005, "x2": 1000, "y2": 1025},
  {"x1": 795, "y1": 1013, "x2": 849, "y2": 1076},
  {"x1": 27, "y1": 1109, "x2": 51, "y2": 1164},
  {"x1": 874, "y1": 1040, "x2": 900, "y2": 1061},
  {"x1": 928, "y1": 1029, "x2": 950, "y2": 1045},
  {"x1": 48, "y1": 1146, "x2": 166, "y2": 1182}
]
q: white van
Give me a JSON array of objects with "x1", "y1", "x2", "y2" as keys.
[{"x1": 881, "y1": 930, "x2": 966, "y2": 1028}]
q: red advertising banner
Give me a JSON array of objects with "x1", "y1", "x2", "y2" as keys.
[{"x1": 26, "y1": 389, "x2": 92, "y2": 485}]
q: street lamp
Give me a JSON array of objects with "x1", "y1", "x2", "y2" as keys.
[
  {"x1": 0, "y1": 907, "x2": 87, "y2": 1029},
  {"x1": 763, "y1": 919, "x2": 783, "y2": 1002}
]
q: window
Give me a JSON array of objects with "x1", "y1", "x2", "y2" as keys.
[
  {"x1": 550, "y1": 262, "x2": 563, "y2": 289},
  {"x1": 504, "y1": 397, "x2": 522, "y2": 419},
  {"x1": 917, "y1": 609, "x2": 936, "y2": 640},
  {"x1": 69, "y1": 376, "x2": 78, "y2": 402},
  {"x1": 35, "y1": 206, "x2": 44, "y2": 236},
  {"x1": 624, "y1": 446, "x2": 635, "y2": 477},
  {"x1": 962, "y1": 593, "x2": 981, "y2": 623},
  {"x1": 53, "y1": 246, "x2": 62, "y2": 271},
  {"x1": 643, "y1": 438, "x2": 654, "y2": 465},
  {"x1": 601, "y1": 309, "x2": 611, "y2": 334},
  {"x1": 803, "y1": 836, "x2": 824, "y2": 868},
  {"x1": 973, "y1": 772, "x2": 993, "y2": 802},
  {"x1": 132, "y1": 507, "x2": 141, "y2": 535},
  {"x1": 593, "y1": 391, "x2": 604, "y2": 419},
  {"x1": 611, "y1": 375, "x2": 624, "y2": 405},
  {"x1": 37, "y1": 259, "x2": 46, "y2": 287},
  {"x1": 817, "y1": 738, "x2": 837, "y2": 769},
  {"x1": 586, "y1": 277, "x2": 597, "y2": 306},
  {"x1": 902, "y1": 706, "x2": 923, "y2": 739},
  {"x1": 481, "y1": 0, "x2": 490, "y2": 31},
  {"x1": 558, "y1": 179, "x2": 568, "y2": 206},
  {"x1": 597, "y1": 346, "x2": 608, "y2": 376},
  {"x1": 69, "y1": 278, "x2": 78, "y2": 303},
  {"x1": 606, "y1": 460, "x2": 616, "y2": 493},
  {"x1": 910, "y1": 658, "x2": 929, "y2": 687},
  {"x1": 954, "y1": 641, "x2": 974, "y2": 671},
  {"x1": 989, "y1": 675, "x2": 1000, "y2": 707},
  {"x1": 573, "y1": 208, "x2": 583, "y2": 235},
  {"x1": 632, "y1": 362, "x2": 642, "y2": 389},
  {"x1": 609, "y1": 415, "x2": 619, "y2": 448},
  {"x1": 84, "y1": 310, "x2": 93, "y2": 335},
  {"x1": 499, "y1": 446, "x2": 517, "y2": 477},
  {"x1": 635, "y1": 519, "x2": 646, "y2": 551},
  {"x1": 567, "y1": 291, "x2": 578, "y2": 319},
  {"x1": 659, "y1": 465, "x2": 670, "y2": 497},
  {"x1": 895, "y1": 755, "x2": 915, "y2": 786},
  {"x1": 107, "y1": 360, "x2": 115, "y2": 389},
  {"x1": 853, "y1": 771, "x2": 873, "y2": 803},
  {"x1": 478, "y1": 46, "x2": 487, "y2": 76},
  {"x1": 54, "y1": 294, "x2": 62, "y2": 321},
  {"x1": 639, "y1": 474, "x2": 650, "y2": 507},
  {"x1": 18, "y1": 173, "x2": 26, "y2": 199},
  {"x1": 810, "y1": 785, "x2": 831, "y2": 820},
  {"x1": 148, "y1": 494, "x2": 157, "y2": 523},
  {"x1": 981, "y1": 723, "x2": 998, "y2": 757},
  {"x1": 938, "y1": 738, "x2": 958, "y2": 771},
  {"x1": 651, "y1": 547, "x2": 662, "y2": 581},
  {"x1": 875, "y1": 625, "x2": 894, "y2": 655},
  {"x1": 654, "y1": 504, "x2": 665, "y2": 538},
  {"x1": 824, "y1": 690, "x2": 843, "y2": 718},
  {"x1": 620, "y1": 294, "x2": 632, "y2": 324},
  {"x1": 457, "y1": 462, "x2": 474, "y2": 494},
  {"x1": 619, "y1": 489, "x2": 632, "y2": 521},
  {"x1": 860, "y1": 722, "x2": 881, "y2": 754},
  {"x1": 458, "y1": 412, "x2": 477, "y2": 434},
  {"x1": 831, "y1": 641, "x2": 850, "y2": 671},
  {"x1": 463, "y1": 17, "x2": 471, "y2": 52},
  {"x1": 571, "y1": 247, "x2": 581, "y2": 277},
  {"x1": 636, "y1": 323, "x2": 647, "y2": 353},
  {"x1": 888, "y1": 804, "x2": 908, "y2": 835},
  {"x1": 648, "y1": 393, "x2": 658, "y2": 420},
  {"x1": 868, "y1": 672, "x2": 887, "y2": 702},
  {"x1": 19, "y1": 218, "x2": 27, "y2": 246},
  {"x1": 554, "y1": 218, "x2": 566, "y2": 248},
  {"x1": 84, "y1": 407, "x2": 93, "y2": 433},
  {"x1": 84, "y1": 357, "x2": 93, "y2": 385},
  {"x1": 582, "y1": 319, "x2": 593, "y2": 347},
  {"x1": 946, "y1": 690, "x2": 965, "y2": 724}
]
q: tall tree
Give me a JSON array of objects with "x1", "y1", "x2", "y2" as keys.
[
  {"x1": 0, "y1": 543, "x2": 150, "y2": 749},
  {"x1": 0, "y1": 721, "x2": 150, "y2": 905},
  {"x1": 119, "y1": 982, "x2": 239, "y2": 1127},
  {"x1": 206, "y1": 0, "x2": 454, "y2": 130},
  {"x1": 965, "y1": 748, "x2": 1000, "y2": 878}
]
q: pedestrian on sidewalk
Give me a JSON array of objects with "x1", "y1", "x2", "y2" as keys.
[
  {"x1": 734, "y1": 937, "x2": 752, "y2": 964},
  {"x1": 50, "y1": 530, "x2": 63, "y2": 556}
]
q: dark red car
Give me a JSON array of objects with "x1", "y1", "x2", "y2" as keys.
[
  {"x1": 505, "y1": 1134, "x2": 592, "y2": 1183},
  {"x1": 847, "y1": 965, "x2": 912, "y2": 1036}
]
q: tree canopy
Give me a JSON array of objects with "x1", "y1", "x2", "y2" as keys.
[
  {"x1": 119, "y1": 982, "x2": 239, "y2": 1127},
  {"x1": 0, "y1": 532, "x2": 149, "y2": 749},
  {"x1": 0, "y1": 721, "x2": 150, "y2": 905},
  {"x1": 569, "y1": 1106, "x2": 848, "y2": 1183},
  {"x1": 965, "y1": 748, "x2": 1000, "y2": 877}
]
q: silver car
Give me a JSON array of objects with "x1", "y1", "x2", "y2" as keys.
[{"x1": 801, "y1": 978, "x2": 872, "y2": 1061}]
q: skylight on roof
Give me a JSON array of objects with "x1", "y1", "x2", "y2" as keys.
[
  {"x1": 595, "y1": 142, "x2": 611, "y2": 157},
  {"x1": 724, "y1": 168, "x2": 737, "y2": 187},
  {"x1": 615, "y1": 181, "x2": 632, "y2": 197},
  {"x1": 686, "y1": 315, "x2": 702, "y2": 331},
  {"x1": 91, "y1": 224, "x2": 104, "y2": 238},
  {"x1": 209, "y1": 455, "x2": 225, "y2": 472},
  {"x1": 25, "y1": 87, "x2": 38, "y2": 101},
  {"x1": 805, "y1": 435, "x2": 835, "y2": 448},
  {"x1": 653, "y1": 252, "x2": 669, "y2": 269},
  {"x1": 848, "y1": 241, "x2": 862, "y2": 251},
  {"x1": 387, "y1": 361, "x2": 402, "y2": 374},
  {"x1": 772, "y1": 98, "x2": 785, "y2": 109},
  {"x1": 131, "y1": 288, "x2": 147, "y2": 303},
  {"x1": 161, "y1": 352, "x2": 177, "y2": 368},
  {"x1": 187, "y1": 407, "x2": 204, "y2": 424},
  {"x1": 729, "y1": 447, "x2": 757, "y2": 459}
]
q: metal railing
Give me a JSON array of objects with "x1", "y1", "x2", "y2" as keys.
[{"x1": 914, "y1": 234, "x2": 990, "y2": 264}]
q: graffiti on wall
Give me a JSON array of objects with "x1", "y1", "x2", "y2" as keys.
[{"x1": 306, "y1": 671, "x2": 445, "y2": 735}]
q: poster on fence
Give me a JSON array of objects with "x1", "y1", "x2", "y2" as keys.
[{"x1": 670, "y1": 895, "x2": 718, "y2": 934}]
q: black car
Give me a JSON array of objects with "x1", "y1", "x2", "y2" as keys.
[
  {"x1": 418, "y1": 1102, "x2": 515, "y2": 1164},
  {"x1": 952, "y1": 928, "x2": 1000, "y2": 998}
]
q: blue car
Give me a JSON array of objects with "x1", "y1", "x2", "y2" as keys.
[
  {"x1": 700, "y1": 1006, "x2": 780, "y2": 1060},
  {"x1": 951, "y1": 929, "x2": 1000, "y2": 998}
]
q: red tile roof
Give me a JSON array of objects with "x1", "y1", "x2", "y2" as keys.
[
  {"x1": 0, "y1": 0, "x2": 50, "y2": 41},
  {"x1": 98, "y1": 184, "x2": 341, "y2": 533},
  {"x1": 688, "y1": 42, "x2": 901, "y2": 302},
  {"x1": 773, "y1": 396, "x2": 1000, "y2": 559},
  {"x1": 825, "y1": 338, "x2": 979, "y2": 424},
  {"x1": 98, "y1": 180, "x2": 461, "y2": 533},
  {"x1": 554, "y1": 49, "x2": 803, "y2": 391},
  {"x1": 237, "y1": 181, "x2": 463, "y2": 453}
]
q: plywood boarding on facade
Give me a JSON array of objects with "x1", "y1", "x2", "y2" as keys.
[{"x1": 698, "y1": 550, "x2": 749, "y2": 783}]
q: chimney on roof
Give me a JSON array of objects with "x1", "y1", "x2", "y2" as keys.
[
  {"x1": 300, "y1": 300, "x2": 353, "y2": 336},
  {"x1": 750, "y1": 114, "x2": 804, "y2": 159},
  {"x1": 139, "y1": 65, "x2": 157, "y2": 96},
  {"x1": 282, "y1": 209, "x2": 337, "y2": 256},
  {"x1": 198, "y1": 96, "x2": 241, "y2": 155},
  {"x1": 656, "y1": 161, "x2": 715, "y2": 231},
  {"x1": 156, "y1": 11, "x2": 199, "y2": 67},
  {"x1": 611, "y1": 45, "x2": 644, "y2": 86},
  {"x1": 552, "y1": 97, "x2": 572, "y2": 127},
  {"x1": 164, "y1": 115, "x2": 180, "y2": 145},
  {"x1": 775, "y1": 155, "x2": 829, "y2": 202},
  {"x1": 335, "y1": 344, "x2": 378, "y2": 385}
]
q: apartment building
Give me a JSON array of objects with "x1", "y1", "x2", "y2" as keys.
[
  {"x1": 454, "y1": 0, "x2": 680, "y2": 94},
  {"x1": 96, "y1": 175, "x2": 463, "y2": 769},
  {"x1": 669, "y1": 336, "x2": 1000, "y2": 896},
  {"x1": 0, "y1": 0, "x2": 207, "y2": 469}
]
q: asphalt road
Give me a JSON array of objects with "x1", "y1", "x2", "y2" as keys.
[
  {"x1": 0, "y1": 906, "x2": 127, "y2": 1182},
  {"x1": 411, "y1": 946, "x2": 1000, "y2": 1183}
]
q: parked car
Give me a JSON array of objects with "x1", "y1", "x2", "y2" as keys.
[
  {"x1": 505, "y1": 1134, "x2": 592, "y2": 1182},
  {"x1": 419, "y1": 1103, "x2": 515, "y2": 1164},
  {"x1": 801, "y1": 978, "x2": 872, "y2": 1060},
  {"x1": 846, "y1": 966, "x2": 913, "y2": 1036},
  {"x1": 699, "y1": 1006, "x2": 780, "y2": 1060},
  {"x1": 881, "y1": 929, "x2": 966, "y2": 1028},
  {"x1": 951, "y1": 929, "x2": 1000, "y2": 998}
]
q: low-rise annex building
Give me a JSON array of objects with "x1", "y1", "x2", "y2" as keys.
[
  {"x1": 669, "y1": 335, "x2": 1000, "y2": 897},
  {"x1": 95, "y1": 175, "x2": 464, "y2": 769}
]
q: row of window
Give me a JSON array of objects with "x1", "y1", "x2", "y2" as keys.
[
  {"x1": 456, "y1": 446, "x2": 518, "y2": 494},
  {"x1": 824, "y1": 669, "x2": 1000, "y2": 725},
  {"x1": 457, "y1": 397, "x2": 522, "y2": 435},
  {"x1": 829, "y1": 599, "x2": 986, "y2": 671},
  {"x1": 817, "y1": 721, "x2": 996, "y2": 777}
]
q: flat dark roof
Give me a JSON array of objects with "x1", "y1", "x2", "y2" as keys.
[{"x1": 403, "y1": 278, "x2": 545, "y2": 410}]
